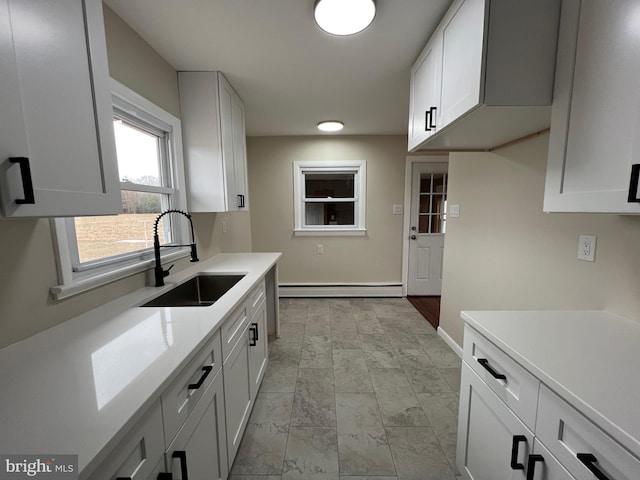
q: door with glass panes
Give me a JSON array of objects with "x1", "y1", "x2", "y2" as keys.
[{"x1": 408, "y1": 162, "x2": 448, "y2": 295}]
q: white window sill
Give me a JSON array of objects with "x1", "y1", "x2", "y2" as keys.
[
  {"x1": 293, "y1": 229, "x2": 367, "y2": 237},
  {"x1": 50, "y1": 249, "x2": 191, "y2": 300}
]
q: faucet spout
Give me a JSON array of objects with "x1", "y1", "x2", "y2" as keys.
[{"x1": 153, "y1": 209, "x2": 199, "y2": 287}]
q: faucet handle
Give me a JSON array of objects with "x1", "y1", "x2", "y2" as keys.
[{"x1": 163, "y1": 264, "x2": 174, "y2": 277}]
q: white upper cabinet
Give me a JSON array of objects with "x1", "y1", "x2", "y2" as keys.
[
  {"x1": 408, "y1": 0, "x2": 561, "y2": 152},
  {"x1": 544, "y1": 0, "x2": 640, "y2": 214},
  {"x1": 0, "y1": 0, "x2": 120, "y2": 217},
  {"x1": 179, "y1": 71, "x2": 249, "y2": 213}
]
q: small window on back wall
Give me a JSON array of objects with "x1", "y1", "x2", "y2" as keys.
[{"x1": 293, "y1": 160, "x2": 366, "y2": 236}]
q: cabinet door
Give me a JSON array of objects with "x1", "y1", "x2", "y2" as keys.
[
  {"x1": 165, "y1": 370, "x2": 229, "y2": 480},
  {"x1": 0, "y1": 0, "x2": 120, "y2": 217},
  {"x1": 408, "y1": 33, "x2": 442, "y2": 151},
  {"x1": 223, "y1": 323, "x2": 253, "y2": 466},
  {"x1": 249, "y1": 301, "x2": 268, "y2": 399},
  {"x1": 526, "y1": 440, "x2": 575, "y2": 480},
  {"x1": 231, "y1": 91, "x2": 248, "y2": 210},
  {"x1": 456, "y1": 363, "x2": 532, "y2": 480},
  {"x1": 439, "y1": 0, "x2": 485, "y2": 129},
  {"x1": 545, "y1": 0, "x2": 640, "y2": 213}
]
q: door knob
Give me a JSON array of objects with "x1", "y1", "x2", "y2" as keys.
[
  {"x1": 411, "y1": 226, "x2": 417, "y2": 231},
  {"x1": 410, "y1": 235, "x2": 417, "y2": 240}
]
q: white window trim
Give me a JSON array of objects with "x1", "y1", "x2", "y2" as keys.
[
  {"x1": 293, "y1": 160, "x2": 367, "y2": 236},
  {"x1": 50, "y1": 79, "x2": 189, "y2": 300}
]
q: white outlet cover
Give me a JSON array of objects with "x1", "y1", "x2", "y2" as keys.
[
  {"x1": 393, "y1": 204, "x2": 403, "y2": 215},
  {"x1": 449, "y1": 204, "x2": 460, "y2": 218},
  {"x1": 577, "y1": 235, "x2": 596, "y2": 262}
]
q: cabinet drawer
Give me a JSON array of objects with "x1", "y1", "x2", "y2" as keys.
[
  {"x1": 463, "y1": 325, "x2": 539, "y2": 430},
  {"x1": 162, "y1": 330, "x2": 222, "y2": 445},
  {"x1": 249, "y1": 279, "x2": 266, "y2": 317},
  {"x1": 89, "y1": 401, "x2": 164, "y2": 480},
  {"x1": 530, "y1": 439, "x2": 575, "y2": 480},
  {"x1": 221, "y1": 300, "x2": 250, "y2": 363},
  {"x1": 536, "y1": 385, "x2": 640, "y2": 480}
]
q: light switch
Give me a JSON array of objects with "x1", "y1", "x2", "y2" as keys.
[{"x1": 393, "y1": 204, "x2": 403, "y2": 215}]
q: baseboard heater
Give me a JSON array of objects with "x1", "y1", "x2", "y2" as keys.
[{"x1": 279, "y1": 283, "x2": 403, "y2": 298}]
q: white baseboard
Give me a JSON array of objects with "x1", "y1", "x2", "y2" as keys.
[
  {"x1": 437, "y1": 326, "x2": 463, "y2": 358},
  {"x1": 279, "y1": 283, "x2": 403, "y2": 298}
]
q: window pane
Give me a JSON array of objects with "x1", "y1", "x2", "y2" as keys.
[
  {"x1": 305, "y1": 173, "x2": 354, "y2": 198},
  {"x1": 305, "y1": 201, "x2": 355, "y2": 225},
  {"x1": 418, "y1": 215, "x2": 429, "y2": 233},
  {"x1": 114, "y1": 119, "x2": 162, "y2": 186},
  {"x1": 74, "y1": 192, "x2": 168, "y2": 264}
]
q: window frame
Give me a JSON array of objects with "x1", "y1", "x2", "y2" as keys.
[
  {"x1": 50, "y1": 79, "x2": 189, "y2": 300},
  {"x1": 293, "y1": 160, "x2": 367, "y2": 236}
]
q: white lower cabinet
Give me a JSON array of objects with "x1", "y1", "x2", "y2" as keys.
[
  {"x1": 223, "y1": 322, "x2": 253, "y2": 466},
  {"x1": 248, "y1": 298, "x2": 268, "y2": 399},
  {"x1": 457, "y1": 364, "x2": 533, "y2": 480},
  {"x1": 528, "y1": 440, "x2": 575, "y2": 480},
  {"x1": 164, "y1": 370, "x2": 228, "y2": 480}
]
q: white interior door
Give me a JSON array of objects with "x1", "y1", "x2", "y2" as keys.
[{"x1": 407, "y1": 162, "x2": 448, "y2": 295}]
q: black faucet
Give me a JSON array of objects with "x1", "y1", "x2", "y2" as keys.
[{"x1": 153, "y1": 209, "x2": 199, "y2": 287}]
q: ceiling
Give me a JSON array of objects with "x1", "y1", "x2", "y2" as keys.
[{"x1": 104, "y1": 0, "x2": 453, "y2": 137}]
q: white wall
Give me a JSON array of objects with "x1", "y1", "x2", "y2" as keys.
[
  {"x1": 247, "y1": 135, "x2": 406, "y2": 285},
  {"x1": 440, "y1": 133, "x2": 640, "y2": 346}
]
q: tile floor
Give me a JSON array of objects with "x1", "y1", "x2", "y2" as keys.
[{"x1": 229, "y1": 297, "x2": 462, "y2": 480}]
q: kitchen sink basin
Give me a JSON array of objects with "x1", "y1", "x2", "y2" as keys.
[{"x1": 141, "y1": 274, "x2": 245, "y2": 307}]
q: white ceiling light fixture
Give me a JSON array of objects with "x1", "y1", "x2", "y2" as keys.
[
  {"x1": 314, "y1": 0, "x2": 376, "y2": 36},
  {"x1": 317, "y1": 121, "x2": 344, "y2": 132}
]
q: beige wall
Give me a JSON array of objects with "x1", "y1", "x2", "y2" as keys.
[
  {"x1": 0, "y1": 6, "x2": 250, "y2": 349},
  {"x1": 440, "y1": 133, "x2": 640, "y2": 346},
  {"x1": 247, "y1": 136, "x2": 406, "y2": 284}
]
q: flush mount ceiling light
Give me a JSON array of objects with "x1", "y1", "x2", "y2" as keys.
[
  {"x1": 314, "y1": 0, "x2": 376, "y2": 36},
  {"x1": 317, "y1": 121, "x2": 344, "y2": 132}
]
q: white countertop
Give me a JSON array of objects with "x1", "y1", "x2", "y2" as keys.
[
  {"x1": 0, "y1": 252, "x2": 280, "y2": 477},
  {"x1": 461, "y1": 310, "x2": 640, "y2": 459}
]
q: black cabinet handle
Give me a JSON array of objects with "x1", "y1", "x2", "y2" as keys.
[
  {"x1": 429, "y1": 106, "x2": 437, "y2": 129},
  {"x1": 188, "y1": 365, "x2": 213, "y2": 390},
  {"x1": 477, "y1": 358, "x2": 507, "y2": 380},
  {"x1": 249, "y1": 323, "x2": 258, "y2": 346},
  {"x1": 526, "y1": 454, "x2": 544, "y2": 480},
  {"x1": 9, "y1": 157, "x2": 35, "y2": 204},
  {"x1": 577, "y1": 453, "x2": 610, "y2": 480},
  {"x1": 238, "y1": 194, "x2": 245, "y2": 208},
  {"x1": 157, "y1": 474, "x2": 173, "y2": 480},
  {"x1": 172, "y1": 451, "x2": 189, "y2": 480},
  {"x1": 628, "y1": 164, "x2": 640, "y2": 203},
  {"x1": 116, "y1": 478, "x2": 131, "y2": 480},
  {"x1": 510, "y1": 435, "x2": 527, "y2": 470}
]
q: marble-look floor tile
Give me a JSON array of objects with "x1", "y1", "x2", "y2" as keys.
[
  {"x1": 369, "y1": 369, "x2": 428, "y2": 427},
  {"x1": 383, "y1": 329, "x2": 424, "y2": 350},
  {"x1": 339, "y1": 477, "x2": 397, "y2": 480},
  {"x1": 231, "y1": 423, "x2": 289, "y2": 475},
  {"x1": 436, "y1": 431, "x2": 460, "y2": 476},
  {"x1": 364, "y1": 350, "x2": 401, "y2": 369},
  {"x1": 385, "y1": 427, "x2": 456, "y2": 480},
  {"x1": 283, "y1": 427, "x2": 339, "y2": 480},
  {"x1": 338, "y1": 433, "x2": 396, "y2": 476},
  {"x1": 354, "y1": 317, "x2": 386, "y2": 335},
  {"x1": 331, "y1": 331, "x2": 361, "y2": 350},
  {"x1": 394, "y1": 348, "x2": 434, "y2": 370},
  {"x1": 291, "y1": 368, "x2": 336, "y2": 426},
  {"x1": 230, "y1": 476, "x2": 282, "y2": 480},
  {"x1": 415, "y1": 392, "x2": 459, "y2": 437},
  {"x1": 402, "y1": 366, "x2": 453, "y2": 394},
  {"x1": 260, "y1": 363, "x2": 299, "y2": 393},
  {"x1": 335, "y1": 393, "x2": 384, "y2": 435},
  {"x1": 419, "y1": 336, "x2": 461, "y2": 369},
  {"x1": 300, "y1": 335, "x2": 332, "y2": 368},
  {"x1": 305, "y1": 315, "x2": 331, "y2": 336},
  {"x1": 333, "y1": 350, "x2": 374, "y2": 393},
  {"x1": 249, "y1": 392, "x2": 294, "y2": 427},
  {"x1": 359, "y1": 333, "x2": 393, "y2": 352},
  {"x1": 278, "y1": 323, "x2": 306, "y2": 340},
  {"x1": 439, "y1": 367, "x2": 462, "y2": 394},
  {"x1": 269, "y1": 343, "x2": 302, "y2": 366}
]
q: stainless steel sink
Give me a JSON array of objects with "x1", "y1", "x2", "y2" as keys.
[{"x1": 141, "y1": 274, "x2": 245, "y2": 307}]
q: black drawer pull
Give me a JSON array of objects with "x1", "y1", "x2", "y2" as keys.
[
  {"x1": 526, "y1": 454, "x2": 544, "y2": 480},
  {"x1": 9, "y1": 157, "x2": 35, "y2": 204},
  {"x1": 116, "y1": 478, "x2": 131, "y2": 480},
  {"x1": 188, "y1": 365, "x2": 213, "y2": 390},
  {"x1": 429, "y1": 106, "x2": 437, "y2": 129},
  {"x1": 477, "y1": 358, "x2": 507, "y2": 380},
  {"x1": 577, "y1": 453, "x2": 610, "y2": 480},
  {"x1": 249, "y1": 323, "x2": 258, "y2": 346},
  {"x1": 425, "y1": 109, "x2": 432, "y2": 132},
  {"x1": 238, "y1": 194, "x2": 245, "y2": 208},
  {"x1": 510, "y1": 435, "x2": 527, "y2": 470},
  {"x1": 157, "y1": 474, "x2": 173, "y2": 480},
  {"x1": 172, "y1": 451, "x2": 189, "y2": 480},
  {"x1": 628, "y1": 164, "x2": 640, "y2": 203}
]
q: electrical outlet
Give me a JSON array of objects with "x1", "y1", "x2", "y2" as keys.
[
  {"x1": 316, "y1": 244, "x2": 324, "y2": 254},
  {"x1": 393, "y1": 204, "x2": 403, "y2": 215},
  {"x1": 577, "y1": 235, "x2": 596, "y2": 262}
]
